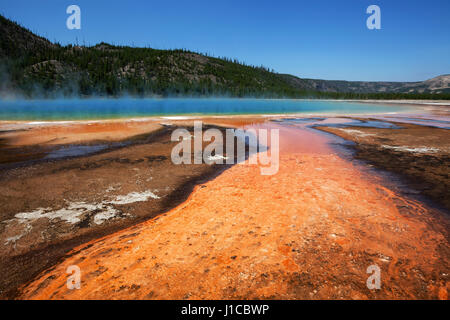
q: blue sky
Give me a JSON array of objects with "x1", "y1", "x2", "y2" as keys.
[{"x1": 1, "y1": 0, "x2": 449, "y2": 81}]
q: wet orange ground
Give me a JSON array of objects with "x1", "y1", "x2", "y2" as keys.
[
  {"x1": 19, "y1": 120, "x2": 449, "y2": 300},
  {"x1": 0, "y1": 120, "x2": 163, "y2": 146},
  {"x1": 0, "y1": 116, "x2": 270, "y2": 147}
]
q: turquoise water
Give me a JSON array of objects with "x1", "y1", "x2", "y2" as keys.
[{"x1": 0, "y1": 98, "x2": 415, "y2": 120}]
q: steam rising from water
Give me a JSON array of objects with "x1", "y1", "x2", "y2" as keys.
[{"x1": 0, "y1": 98, "x2": 415, "y2": 121}]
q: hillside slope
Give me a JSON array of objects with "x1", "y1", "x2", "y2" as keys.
[
  {"x1": 0, "y1": 15, "x2": 449, "y2": 99},
  {"x1": 282, "y1": 74, "x2": 450, "y2": 94}
]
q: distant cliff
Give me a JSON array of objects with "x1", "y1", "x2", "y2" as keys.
[{"x1": 1, "y1": 15, "x2": 449, "y2": 99}]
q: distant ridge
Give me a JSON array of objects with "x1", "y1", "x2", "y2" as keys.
[
  {"x1": 1, "y1": 15, "x2": 449, "y2": 99},
  {"x1": 282, "y1": 74, "x2": 450, "y2": 95}
]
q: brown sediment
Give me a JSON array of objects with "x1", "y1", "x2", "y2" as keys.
[
  {"x1": 0, "y1": 120, "x2": 164, "y2": 165},
  {"x1": 16, "y1": 120, "x2": 450, "y2": 300},
  {"x1": 315, "y1": 122, "x2": 450, "y2": 211},
  {"x1": 0, "y1": 120, "x2": 239, "y2": 299},
  {"x1": 0, "y1": 120, "x2": 163, "y2": 147}
]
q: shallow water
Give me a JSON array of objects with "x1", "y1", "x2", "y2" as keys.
[
  {"x1": 0, "y1": 98, "x2": 416, "y2": 120},
  {"x1": 313, "y1": 119, "x2": 402, "y2": 129},
  {"x1": 372, "y1": 115, "x2": 450, "y2": 129},
  {"x1": 44, "y1": 144, "x2": 110, "y2": 160}
]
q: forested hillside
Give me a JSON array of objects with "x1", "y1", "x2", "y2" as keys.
[{"x1": 1, "y1": 15, "x2": 449, "y2": 99}]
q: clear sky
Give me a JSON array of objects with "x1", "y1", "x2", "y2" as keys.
[{"x1": 1, "y1": 0, "x2": 449, "y2": 82}]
